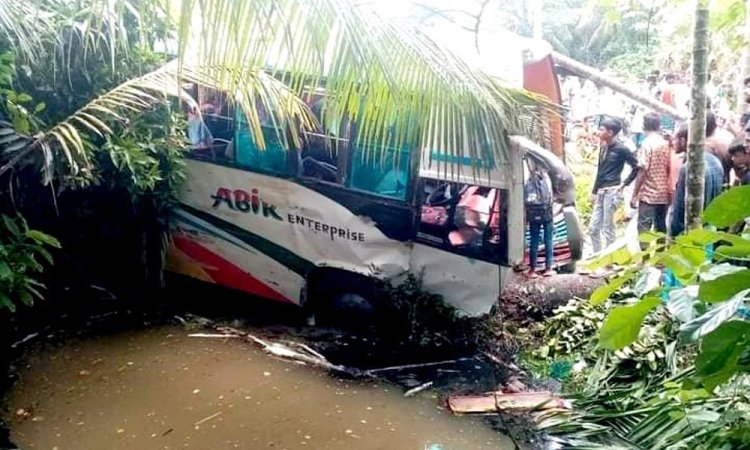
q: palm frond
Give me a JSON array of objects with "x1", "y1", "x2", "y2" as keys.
[
  {"x1": 0, "y1": 60, "x2": 315, "y2": 177},
  {"x1": 0, "y1": 0, "x2": 56, "y2": 61},
  {"x1": 169, "y1": 0, "x2": 549, "y2": 178}
]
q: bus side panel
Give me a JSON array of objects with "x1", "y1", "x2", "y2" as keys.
[
  {"x1": 168, "y1": 160, "x2": 411, "y2": 304},
  {"x1": 169, "y1": 206, "x2": 304, "y2": 304},
  {"x1": 409, "y1": 244, "x2": 500, "y2": 316}
]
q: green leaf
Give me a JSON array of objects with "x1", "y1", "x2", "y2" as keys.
[
  {"x1": 663, "y1": 247, "x2": 698, "y2": 283},
  {"x1": 18, "y1": 289, "x2": 33, "y2": 307},
  {"x1": 666, "y1": 286, "x2": 699, "y2": 322},
  {"x1": 682, "y1": 228, "x2": 726, "y2": 245},
  {"x1": 0, "y1": 261, "x2": 11, "y2": 280},
  {"x1": 599, "y1": 296, "x2": 661, "y2": 350},
  {"x1": 699, "y1": 270, "x2": 750, "y2": 303},
  {"x1": 16, "y1": 93, "x2": 32, "y2": 103},
  {"x1": 680, "y1": 291, "x2": 747, "y2": 342},
  {"x1": 586, "y1": 246, "x2": 634, "y2": 271},
  {"x1": 590, "y1": 269, "x2": 637, "y2": 305},
  {"x1": 1, "y1": 215, "x2": 20, "y2": 237},
  {"x1": 695, "y1": 320, "x2": 750, "y2": 390},
  {"x1": 714, "y1": 241, "x2": 750, "y2": 260},
  {"x1": 25, "y1": 229, "x2": 61, "y2": 248},
  {"x1": 0, "y1": 291, "x2": 16, "y2": 313},
  {"x1": 639, "y1": 231, "x2": 665, "y2": 244},
  {"x1": 33, "y1": 247, "x2": 53, "y2": 265},
  {"x1": 703, "y1": 186, "x2": 750, "y2": 227},
  {"x1": 34, "y1": 102, "x2": 46, "y2": 113},
  {"x1": 700, "y1": 263, "x2": 746, "y2": 281}
]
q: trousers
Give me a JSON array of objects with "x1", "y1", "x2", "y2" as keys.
[
  {"x1": 589, "y1": 188, "x2": 620, "y2": 253},
  {"x1": 529, "y1": 220, "x2": 554, "y2": 270}
]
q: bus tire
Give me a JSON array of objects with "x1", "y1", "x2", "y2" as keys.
[{"x1": 306, "y1": 269, "x2": 382, "y2": 330}]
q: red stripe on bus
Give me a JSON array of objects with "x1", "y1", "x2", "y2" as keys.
[{"x1": 173, "y1": 236, "x2": 293, "y2": 303}]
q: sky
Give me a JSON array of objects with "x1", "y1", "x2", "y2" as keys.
[{"x1": 362, "y1": 0, "x2": 543, "y2": 87}]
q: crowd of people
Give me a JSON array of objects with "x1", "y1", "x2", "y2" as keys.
[
  {"x1": 521, "y1": 71, "x2": 750, "y2": 277},
  {"x1": 586, "y1": 72, "x2": 750, "y2": 255}
]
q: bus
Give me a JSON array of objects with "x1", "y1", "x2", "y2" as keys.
[{"x1": 167, "y1": 89, "x2": 583, "y2": 318}]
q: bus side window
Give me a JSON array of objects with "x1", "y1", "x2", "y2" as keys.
[
  {"x1": 186, "y1": 87, "x2": 234, "y2": 162},
  {"x1": 348, "y1": 143, "x2": 410, "y2": 200},
  {"x1": 300, "y1": 131, "x2": 345, "y2": 184},
  {"x1": 234, "y1": 109, "x2": 291, "y2": 175},
  {"x1": 299, "y1": 93, "x2": 348, "y2": 184}
]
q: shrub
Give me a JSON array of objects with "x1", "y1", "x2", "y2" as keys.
[{"x1": 0, "y1": 214, "x2": 60, "y2": 312}]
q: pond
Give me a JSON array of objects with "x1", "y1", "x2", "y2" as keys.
[{"x1": 2, "y1": 326, "x2": 513, "y2": 450}]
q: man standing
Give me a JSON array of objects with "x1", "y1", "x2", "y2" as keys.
[
  {"x1": 669, "y1": 124, "x2": 725, "y2": 237},
  {"x1": 589, "y1": 117, "x2": 639, "y2": 253},
  {"x1": 525, "y1": 164, "x2": 555, "y2": 278},
  {"x1": 631, "y1": 113, "x2": 671, "y2": 234}
]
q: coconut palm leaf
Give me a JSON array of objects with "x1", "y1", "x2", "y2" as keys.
[
  {"x1": 167, "y1": 0, "x2": 548, "y2": 178},
  {"x1": 0, "y1": 0, "x2": 56, "y2": 61},
  {"x1": 0, "y1": 61, "x2": 316, "y2": 177},
  {"x1": 2, "y1": 0, "x2": 549, "y2": 179}
]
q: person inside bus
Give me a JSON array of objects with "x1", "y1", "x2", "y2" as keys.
[
  {"x1": 448, "y1": 186, "x2": 493, "y2": 248},
  {"x1": 187, "y1": 105, "x2": 214, "y2": 157}
]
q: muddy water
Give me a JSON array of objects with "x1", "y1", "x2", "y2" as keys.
[{"x1": 3, "y1": 327, "x2": 513, "y2": 450}]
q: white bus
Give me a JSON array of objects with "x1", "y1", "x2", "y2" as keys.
[{"x1": 167, "y1": 91, "x2": 582, "y2": 318}]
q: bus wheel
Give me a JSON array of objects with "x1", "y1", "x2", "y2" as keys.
[{"x1": 307, "y1": 270, "x2": 381, "y2": 330}]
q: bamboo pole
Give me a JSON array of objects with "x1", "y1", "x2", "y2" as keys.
[
  {"x1": 552, "y1": 51, "x2": 688, "y2": 121},
  {"x1": 686, "y1": 0, "x2": 709, "y2": 231}
]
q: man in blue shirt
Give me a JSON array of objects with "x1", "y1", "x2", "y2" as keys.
[{"x1": 670, "y1": 124, "x2": 724, "y2": 237}]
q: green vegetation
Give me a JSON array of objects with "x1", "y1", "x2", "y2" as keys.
[
  {"x1": 0, "y1": 215, "x2": 60, "y2": 312},
  {"x1": 520, "y1": 186, "x2": 750, "y2": 448},
  {"x1": 379, "y1": 273, "x2": 477, "y2": 355}
]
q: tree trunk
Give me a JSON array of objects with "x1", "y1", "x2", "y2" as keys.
[
  {"x1": 736, "y1": 0, "x2": 750, "y2": 118},
  {"x1": 552, "y1": 51, "x2": 688, "y2": 121},
  {"x1": 686, "y1": 0, "x2": 709, "y2": 231},
  {"x1": 530, "y1": 0, "x2": 543, "y2": 41}
]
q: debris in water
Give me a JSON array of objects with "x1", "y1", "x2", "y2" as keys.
[
  {"x1": 366, "y1": 358, "x2": 472, "y2": 375},
  {"x1": 11, "y1": 333, "x2": 39, "y2": 349},
  {"x1": 194, "y1": 411, "x2": 223, "y2": 426},
  {"x1": 188, "y1": 333, "x2": 242, "y2": 339},
  {"x1": 404, "y1": 381, "x2": 434, "y2": 398},
  {"x1": 447, "y1": 391, "x2": 570, "y2": 415},
  {"x1": 192, "y1": 389, "x2": 200, "y2": 394}
]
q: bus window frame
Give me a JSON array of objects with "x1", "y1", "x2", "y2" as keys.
[{"x1": 415, "y1": 177, "x2": 509, "y2": 265}]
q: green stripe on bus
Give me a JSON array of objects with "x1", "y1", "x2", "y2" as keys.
[{"x1": 179, "y1": 204, "x2": 315, "y2": 276}]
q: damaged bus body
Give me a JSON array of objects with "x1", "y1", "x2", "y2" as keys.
[
  {"x1": 168, "y1": 103, "x2": 582, "y2": 317},
  {"x1": 168, "y1": 37, "x2": 582, "y2": 317}
]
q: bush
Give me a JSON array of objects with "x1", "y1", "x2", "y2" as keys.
[
  {"x1": 378, "y1": 273, "x2": 477, "y2": 355},
  {"x1": 0, "y1": 214, "x2": 60, "y2": 312}
]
